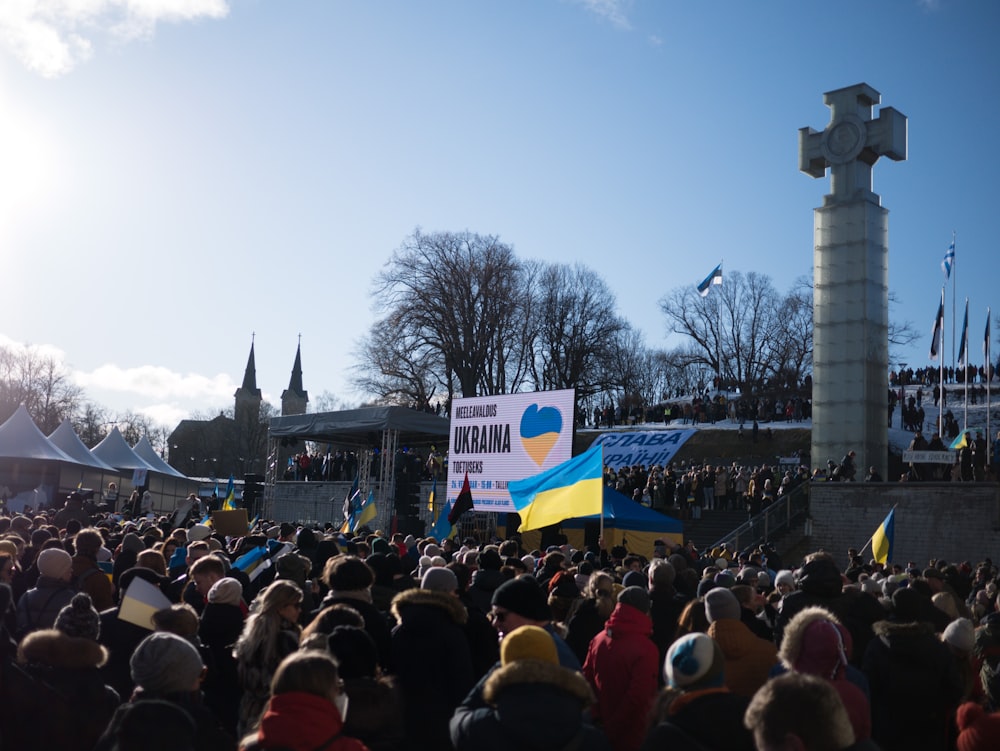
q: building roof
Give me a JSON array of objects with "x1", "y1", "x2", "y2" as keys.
[{"x1": 268, "y1": 405, "x2": 449, "y2": 446}]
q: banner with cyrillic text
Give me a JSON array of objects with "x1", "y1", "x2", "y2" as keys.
[{"x1": 592, "y1": 429, "x2": 698, "y2": 470}]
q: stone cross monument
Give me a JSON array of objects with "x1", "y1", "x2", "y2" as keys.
[{"x1": 799, "y1": 83, "x2": 906, "y2": 482}]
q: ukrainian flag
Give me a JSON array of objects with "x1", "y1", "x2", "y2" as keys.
[
  {"x1": 428, "y1": 501, "x2": 454, "y2": 542},
  {"x1": 509, "y1": 442, "x2": 603, "y2": 532},
  {"x1": 871, "y1": 508, "x2": 895, "y2": 565},
  {"x1": 950, "y1": 432, "x2": 969, "y2": 450},
  {"x1": 355, "y1": 490, "x2": 378, "y2": 530},
  {"x1": 222, "y1": 474, "x2": 237, "y2": 511}
]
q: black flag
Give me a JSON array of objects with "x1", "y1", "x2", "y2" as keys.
[{"x1": 448, "y1": 473, "x2": 474, "y2": 525}]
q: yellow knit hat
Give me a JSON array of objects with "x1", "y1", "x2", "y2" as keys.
[{"x1": 500, "y1": 625, "x2": 558, "y2": 666}]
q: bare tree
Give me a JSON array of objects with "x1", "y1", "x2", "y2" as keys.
[
  {"x1": 659, "y1": 271, "x2": 785, "y2": 393},
  {"x1": 74, "y1": 402, "x2": 110, "y2": 448},
  {"x1": 371, "y1": 229, "x2": 527, "y2": 399},
  {"x1": 597, "y1": 325, "x2": 647, "y2": 412},
  {"x1": 310, "y1": 390, "x2": 353, "y2": 413},
  {"x1": 0, "y1": 343, "x2": 82, "y2": 432},
  {"x1": 113, "y1": 410, "x2": 156, "y2": 447},
  {"x1": 354, "y1": 315, "x2": 445, "y2": 409},
  {"x1": 530, "y1": 263, "x2": 627, "y2": 400},
  {"x1": 768, "y1": 279, "x2": 813, "y2": 390}
]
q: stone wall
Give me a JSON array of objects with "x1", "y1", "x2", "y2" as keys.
[
  {"x1": 270, "y1": 480, "x2": 433, "y2": 532},
  {"x1": 807, "y1": 482, "x2": 1000, "y2": 566}
]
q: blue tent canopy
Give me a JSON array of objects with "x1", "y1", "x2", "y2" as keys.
[
  {"x1": 511, "y1": 485, "x2": 684, "y2": 558},
  {"x1": 559, "y1": 486, "x2": 684, "y2": 534}
]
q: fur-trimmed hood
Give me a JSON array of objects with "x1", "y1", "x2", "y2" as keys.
[
  {"x1": 778, "y1": 606, "x2": 849, "y2": 675},
  {"x1": 484, "y1": 659, "x2": 595, "y2": 707},
  {"x1": 17, "y1": 629, "x2": 108, "y2": 669},
  {"x1": 872, "y1": 619, "x2": 935, "y2": 639},
  {"x1": 390, "y1": 587, "x2": 468, "y2": 625}
]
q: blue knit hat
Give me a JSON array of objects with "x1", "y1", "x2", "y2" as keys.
[{"x1": 665, "y1": 632, "x2": 725, "y2": 690}]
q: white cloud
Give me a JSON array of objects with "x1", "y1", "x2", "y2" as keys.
[
  {"x1": 73, "y1": 363, "x2": 236, "y2": 404},
  {"x1": 136, "y1": 402, "x2": 195, "y2": 428},
  {"x1": 0, "y1": 0, "x2": 229, "y2": 78},
  {"x1": 0, "y1": 333, "x2": 68, "y2": 361},
  {"x1": 574, "y1": 0, "x2": 632, "y2": 30}
]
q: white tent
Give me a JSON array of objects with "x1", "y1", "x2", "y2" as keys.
[
  {"x1": 0, "y1": 406, "x2": 77, "y2": 463},
  {"x1": 132, "y1": 436, "x2": 188, "y2": 479},
  {"x1": 0, "y1": 406, "x2": 85, "y2": 511},
  {"x1": 91, "y1": 428, "x2": 198, "y2": 514},
  {"x1": 49, "y1": 419, "x2": 119, "y2": 472},
  {"x1": 91, "y1": 427, "x2": 160, "y2": 474}
]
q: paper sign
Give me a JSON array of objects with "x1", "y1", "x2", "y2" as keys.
[{"x1": 211, "y1": 509, "x2": 250, "y2": 537}]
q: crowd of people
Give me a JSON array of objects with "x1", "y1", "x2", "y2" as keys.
[
  {"x1": 604, "y1": 460, "x2": 811, "y2": 520},
  {"x1": 588, "y1": 393, "x2": 813, "y2": 430},
  {"x1": 4, "y1": 496, "x2": 1000, "y2": 751}
]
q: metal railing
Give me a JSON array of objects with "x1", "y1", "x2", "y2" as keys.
[{"x1": 704, "y1": 482, "x2": 810, "y2": 554}]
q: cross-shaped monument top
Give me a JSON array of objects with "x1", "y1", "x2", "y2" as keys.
[{"x1": 799, "y1": 83, "x2": 907, "y2": 206}]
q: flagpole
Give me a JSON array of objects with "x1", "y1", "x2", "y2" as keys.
[
  {"x1": 951, "y1": 232, "x2": 956, "y2": 380},
  {"x1": 988, "y1": 307, "x2": 992, "y2": 467},
  {"x1": 939, "y1": 286, "x2": 945, "y2": 436},
  {"x1": 716, "y1": 259, "x2": 723, "y2": 398},
  {"x1": 598, "y1": 446, "x2": 605, "y2": 546},
  {"x1": 963, "y1": 298, "x2": 969, "y2": 432}
]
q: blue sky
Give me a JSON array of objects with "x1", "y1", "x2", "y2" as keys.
[{"x1": 1, "y1": 0, "x2": 997, "y2": 428}]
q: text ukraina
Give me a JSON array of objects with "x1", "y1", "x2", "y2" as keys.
[{"x1": 452, "y1": 424, "x2": 511, "y2": 454}]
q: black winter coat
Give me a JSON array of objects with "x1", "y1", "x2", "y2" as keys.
[
  {"x1": 94, "y1": 689, "x2": 236, "y2": 751},
  {"x1": 5, "y1": 629, "x2": 120, "y2": 751},
  {"x1": 451, "y1": 658, "x2": 609, "y2": 751},
  {"x1": 776, "y1": 557, "x2": 883, "y2": 662},
  {"x1": 862, "y1": 620, "x2": 963, "y2": 751},
  {"x1": 641, "y1": 689, "x2": 754, "y2": 751},
  {"x1": 315, "y1": 591, "x2": 393, "y2": 672},
  {"x1": 390, "y1": 588, "x2": 475, "y2": 751}
]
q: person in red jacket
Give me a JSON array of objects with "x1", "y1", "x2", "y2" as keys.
[
  {"x1": 241, "y1": 649, "x2": 367, "y2": 751},
  {"x1": 583, "y1": 586, "x2": 659, "y2": 751}
]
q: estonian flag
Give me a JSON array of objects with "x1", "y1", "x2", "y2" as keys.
[
  {"x1": 957, "y1": 299, "x2": 969, "y2": 368},
  {"x1": 341, "y1": 473, "x2": 360, "y2": 532},
  {"x1": 509, "y1": 442, "x2": 603, "y2": 532},
  {"x1": 697, "y1": 263, "x2": 723, "y2": 297},
  {"x1": 871, "y1": 508, "x2": 895, "y2": 565},
  {"x1": 929, "y1": 289, "x2": 944, "y2": 361},
  {"x1": 985, "y1": 308, "x2": 992, "y2": 362},
  {"x1": 942, "y1": 240, "x2": 955, "y2": 280}
]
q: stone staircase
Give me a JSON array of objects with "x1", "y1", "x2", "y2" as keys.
[{"x1": 681, "y1": 509, "x2": 749, "y2": 550}]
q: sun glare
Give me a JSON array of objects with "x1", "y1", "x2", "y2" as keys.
[{"x1": 0, "y1": 87, "x2": 59, "y2": 242}]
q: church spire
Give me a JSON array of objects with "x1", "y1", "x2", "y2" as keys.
[
  {"x1": 240, "y1": 333, "x2": 262, "y2": 395},
  {"x1": 288, "y1": 335, "x2": 305, "y2": 396},
  {"x1": 235, "y1": 334, "x2": 263, "y2": 426},
  {"x1": 281, "y1": 334, "x2": 309, "y2": 416}
]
